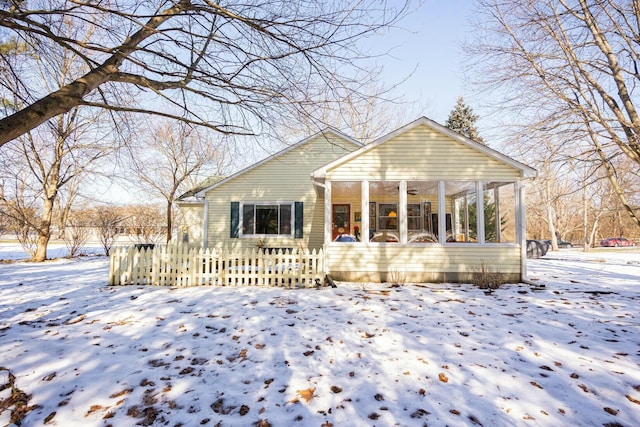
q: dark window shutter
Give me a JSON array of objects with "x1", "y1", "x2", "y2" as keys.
[
  {"x1": 294, "y1": 201, "x2": 303, "y2": 238},
  {"x1": 230, "y1": 202, "x2": 240, "y2": 238}
]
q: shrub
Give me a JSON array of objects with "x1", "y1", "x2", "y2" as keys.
[{"x1": 471, "y1": 262, "x2": 502, "y2": 290}]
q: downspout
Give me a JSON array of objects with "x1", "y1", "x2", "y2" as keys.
[
  {"x1": 476, "y1": 181, "x2": 485, "y2": 244},
  {"x1": 311, "y1": 177, "x2": 331, "y2": 282},
  {"x1": 361, "y1": 180, "x2": 369, "y2": 243},
  {"x1": 202, "y1": 197, "x2": 209, "y2": 249},
  {"x1": 324, "y1": 181, "x2": 332, "y2": 280},
  {"x1": 517, "y1": 181, "x2": 535, "y2": 284}
]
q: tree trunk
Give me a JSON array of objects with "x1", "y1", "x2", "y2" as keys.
[
  {"x1": 588, "y1": 217, "x2": 600, "y2": 250},
  {"x1": 166, "y1": 200, "x2": 173, "y2": 243},
  {"x1": 547, "y1": 206, "x2": 558, "y2": 251},
  {"x1": 582, "y1": 185, "x2": 590, "y2": 252},
  {"x1": 545, "y1": 181, "x2": 558, "y2": 251},
  {"x1": 33, "y1": 196, "x2": 55, "y2": 262}
]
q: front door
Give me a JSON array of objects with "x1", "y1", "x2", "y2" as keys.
[{"x1": 332, "y1": 204, "x2": 351, "y2": 240}]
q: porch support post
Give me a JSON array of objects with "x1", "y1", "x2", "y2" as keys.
[
  {"x1": 361, "y1": 180, "x2": 369, "y2": 242},
  {"x1": 516, "y1": 181, "x2": 528, "y2": 280},
  {"x1": 476, "y1": 181, "x2": 485, "y2": 244},
  {"x1": 399, "y1": 180, "x2": 407, "y2": 244},
  {"x1": 494, "y1": 187, "x2": 501, "y2": 242},
  {"x1": 438, "y1": 181, "x2": 446, "y2": 244},
  {"x1": 324, "y1": 180, "x2": 332, "y2": 246}
]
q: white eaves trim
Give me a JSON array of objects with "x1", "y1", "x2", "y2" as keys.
[
  {"x1": 312, "y1": 116, "x2": 537, "y2": 180},
  {"x1": 194, "y1": 128, "x2": 362, "y2": 198},
  {"x1": 176, "y1": 199, "x2": 205, "y2": 206}
]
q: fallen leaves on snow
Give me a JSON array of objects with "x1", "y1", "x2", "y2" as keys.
[{"x1": 293, "y1": 387, "x2": 316, "y2": 403}]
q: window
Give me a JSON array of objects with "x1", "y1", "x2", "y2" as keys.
[
  {"x1": 241, "y1": 202, "x2": 292, "y2": 236},
  {"x1": 378, "y1": 203, "x2": 398, "y2": 231},
  {"x1": 407, "y1": 203, "x2": 421, "y2": 231}
]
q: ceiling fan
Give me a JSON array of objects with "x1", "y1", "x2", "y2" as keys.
[{"x1": 397, "y1": 186, "x2": 419, "y2": 195}]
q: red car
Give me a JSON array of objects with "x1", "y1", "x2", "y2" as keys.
[{"x1": 600, "y1": 237, "x2": 636, "y2": 247}]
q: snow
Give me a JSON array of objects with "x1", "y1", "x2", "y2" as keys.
[{"x1": 1, "y1": 244, "x2": 639, "y2": 426}]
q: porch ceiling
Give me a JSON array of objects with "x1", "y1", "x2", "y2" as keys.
[
  {"x1": 331, "y1": 181, "x2": 439, "y2": 198},
  {"x1": 330, "y1": 180, "x2": 514, "y2": 198}
]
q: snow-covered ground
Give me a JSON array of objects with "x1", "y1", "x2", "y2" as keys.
[{"x1": 0, "y1": 244, "x2": 639, "y2": 426}]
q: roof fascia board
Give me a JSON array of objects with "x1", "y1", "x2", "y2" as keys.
[{"x1": 176, "y1": 199, "x2": 205, "y2": 206}]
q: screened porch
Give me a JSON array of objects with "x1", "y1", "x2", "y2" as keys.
[{"x1": 325, "y1": 180, "x2": 522, "y2": 246}]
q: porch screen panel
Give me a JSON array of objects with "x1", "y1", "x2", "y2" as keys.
[
  {"x1": 485, "y1": 182, "x2": 516, "y2": 243},
  {"x1": 407, "y1": 181, "x2": 438, "y2": 244},
  {"x1": 446, "y1": 181, "x2": 478, "y2": 243},
  {"x1": 483, "y1": 185, "x2": 498, "y2": 243},
  {"x1": 331, "y1": 181, "x2": 362, "y2": 239},
  {"x1": 369, "y1": 181, "x2": 399, "y2": 243}
]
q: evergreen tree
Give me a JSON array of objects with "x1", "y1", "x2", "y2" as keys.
[{"x1": 445, "y1": 96, "x2": 484, "y2": 143}]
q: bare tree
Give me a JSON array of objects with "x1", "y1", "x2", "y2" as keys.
[
  {"x1": 467, "y1": 0, "x2": 640, "y2": 229},
  {"x1": 55, "y1": 175, "x2": 82, "y2": 240},
  {"x1": 579, "y1": 165, "x2": 613, "y2": 250},
  {"x1": 0, "y1": 157, "x2": 40, "y2": 257},
  {"x1": 285, "y1": 81, "x2": 419, "y2": 144},
  {"x1": 130, "y1": 122, "x2": 227, "y2": 242},
  {"x1": 526, "y1": 157, "x2": 581, "y2": 248},
  {"x1": 0, "y1": 25, "x2": 117, "y2": 261},
  {"x1": 0, "y1": 111, "x2": 114, "y2": 261},
  {"x1": 1, "y1": 188, "x2": 40, "y2": 258},
  {"x1": 91, "y1": 206, "x2": 123, "y2": 256},
  {"x1": 63, "y1": 208, "x2": 90, "y2": 258},
  {"x1": 121, "y1": 204, "x2": 167, "y2": 245},
  {"x1": 0, "y1": 1, "x2": 410, "y2": 147}
]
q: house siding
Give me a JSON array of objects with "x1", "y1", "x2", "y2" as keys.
[
  {"x1": 205, "y1": 133, "x2": 357, "y2": 250},
  {"x1": 326, "y1": 244, "x2": 521, "y2": 283},
  {"x1": 327, "y1": 124, "x2": 523, "y2": 181},
  {"x1": 175, "y1": 203, "x2": 205, "y2": 246}
]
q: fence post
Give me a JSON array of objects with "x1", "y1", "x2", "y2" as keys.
[
  {"x1": 108, "y1": 247, "x2": 118, "y2": 285},
  {"x1": 297, "y1": 248, "x2": 304, "y2": 286}
]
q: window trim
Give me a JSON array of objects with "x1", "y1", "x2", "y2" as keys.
[{"x1": 239, "y1": 201, "x2": 295, "y2": 237}]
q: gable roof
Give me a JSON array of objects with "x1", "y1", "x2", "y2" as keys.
[
  {"x1": 312, "y1": 116, "x2": 537, "y2": 179},
  {"x1": 192, "y1": 128, "x2": 362, "y2": 198},
  {"x1": 177, "y1": 175, "x2": 226, "y2": 202}
]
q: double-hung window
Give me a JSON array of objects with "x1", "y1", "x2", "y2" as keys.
[{"x1": 241, "y1": 202, "x2": 292, "y2": 236}]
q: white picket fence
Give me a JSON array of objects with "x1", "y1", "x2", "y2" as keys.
[{"x1": 108, "y1": 245, "x2": 325, "y2": 287}]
